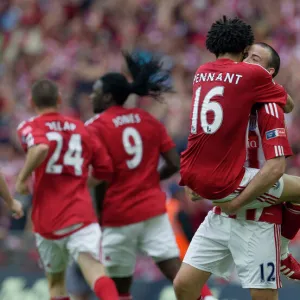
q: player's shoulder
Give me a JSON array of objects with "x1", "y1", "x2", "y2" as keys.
[
  {"x1": 16, "y1": 116, "x2": 38, "y2": 133},
  {"x1": 84, "y1": 114, "x2": 103, "y2": 127},
  {"x1": 257, "y1": 102, "x2": 284, "y2": 119},
  {"x1": 240, "y1": 62, "x2": 273, "y2": 78},
  {"x1": 132, "y1": 108, "x2": 162, "y2": 126}
]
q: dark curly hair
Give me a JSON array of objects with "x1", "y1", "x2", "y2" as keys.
[
  {"x1": 100, "y1": 52, "x2": 172, "y2": 106},
  {"x1": 206, "y1": 16, "x2": 254, "y2": 57}
]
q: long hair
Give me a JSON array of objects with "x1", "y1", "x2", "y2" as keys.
[{"x1": 100, "y1": 52, "x2": 172, "y2": 105}]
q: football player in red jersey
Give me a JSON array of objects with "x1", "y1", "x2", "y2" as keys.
[
  {"x1": 16, "y1": 79, "x2": 119, "y2": 300},
  {"x1": 243, "y1": 42, "x2": 300, "y2": 280},
  {"x1": 174, "y1": 16, "x2": 291, "y2": 300}
]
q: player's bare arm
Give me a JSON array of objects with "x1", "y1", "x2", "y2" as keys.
[
  {"x1": 159, "y1": 147, "x2": 180, "y2": 180},
  {"x1": 93, "y1": 181, "x2": 108, "y2": 219},
  {"x1": 0, "y1": 171, "x2": 24, "y2": 218},
  {"x1": 218, "y1": 156, "x2": 286, "y2": 214},
  {"x1": 16, "y1": 143, "x2": 49, "y2": 195},
  {"x1": 284, "y1": 94, "x2": 294, "y2": 113},
  {"x1": 87, "y1": 177, "x2": 103, "y2": 188}
]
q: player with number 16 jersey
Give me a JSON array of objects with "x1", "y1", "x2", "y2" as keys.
[{"x1": 180, "y1": 58, "x2": 287, "y2": 200}]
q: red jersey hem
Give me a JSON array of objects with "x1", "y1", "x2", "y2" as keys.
[{"x1": 34, "y1": 221, "x2": 93, "y2": 240}]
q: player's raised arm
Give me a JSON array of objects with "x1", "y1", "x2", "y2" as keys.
[{"x1": 220, "y1": 103, "x2": 292, "y2": 213}]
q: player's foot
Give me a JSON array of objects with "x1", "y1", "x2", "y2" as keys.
[{"x1": 281, "y1": 253, "x2": 300, "y2": 280}]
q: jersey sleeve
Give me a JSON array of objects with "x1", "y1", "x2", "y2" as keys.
[
  {"x1": 250, "y1": 65, "x2": 287, "y2": 105},
  {"x1": 257, "y1": 103, "x2": 293, "y2": 160},
  {"x1": 159, "y1": 122, "x2": 176, "y2": 153},
  {"x1": 17, "y1": 121, "x2": 49, "y2": 152},
  {"x1": 86, "y1": 122, "x2": 114, "y2": 182}
]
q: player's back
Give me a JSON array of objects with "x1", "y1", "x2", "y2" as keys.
[
  {"x1": 18, "y1": 112, "x2": 97, "y2": 238},
  {"x1": 86, "y1": 106, "x2": 171, "y2": 226},
  {"x1": 180, "y1": 58, "x2": 286, "y2": 200}
]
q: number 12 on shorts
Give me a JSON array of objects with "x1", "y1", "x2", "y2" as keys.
[{"x1": 260, "y1": 262, "x2": 275, "y2": 282}]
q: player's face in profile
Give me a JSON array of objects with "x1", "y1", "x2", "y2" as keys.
[
  {"x1": 243, "y1": 44, "x2": 270, "y2": 71},
  {"x1": 90, "y1": 79, "x2": 106, "y2": 113}
]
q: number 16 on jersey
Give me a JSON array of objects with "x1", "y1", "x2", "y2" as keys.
[{"x1": 191, "y1": 86, "x2": 224, "y2": 135}]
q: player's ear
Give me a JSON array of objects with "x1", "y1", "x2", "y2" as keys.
[{"x1": 268, "y1": 68, "x2": 275, "y2": 77}]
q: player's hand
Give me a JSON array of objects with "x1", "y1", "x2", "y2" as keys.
[
  {"x1": 184, "y1": 186, "x2": 202, "y2": 201},
  {"x1": 15, "y1": 180, "x2": 30, "y2": 195},
  {"x1": 9, "y1": 199, "x2": 24, "y2": 219},
  {"x1": 214, "y1": 201, "x2": 238, "y2": 215}
]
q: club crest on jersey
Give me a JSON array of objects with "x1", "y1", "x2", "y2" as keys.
[{"x1": 266, "y1": 128, "x2": 286, "y2": 140}]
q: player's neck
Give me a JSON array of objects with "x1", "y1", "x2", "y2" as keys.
[
  {"x1": 218, "y1": 53, "x2": 243, "y2": 62},
  {"x1": 36, "y1": 107, "x2": 58, "y2": 115}
]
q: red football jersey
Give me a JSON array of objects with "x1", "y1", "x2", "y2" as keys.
[
  {"x1": 180, "y1": 59, "x2": 287, "y2": 200},
  {"x1": 85, "y1": 106, "x2": 175, "y2": 226},
  {"x1": 17, "y1": 112, "x2": 113, "y2": 239}
]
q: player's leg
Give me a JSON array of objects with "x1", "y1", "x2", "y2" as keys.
[
  {"x1": 229, "y1": 219, "x2": 280, "y2": 300},
  {"x1": 66, "y1": 261, "x2": 92, "y2": 300},
  {"x1": 268, "y1": 174, "x2": 300, "y2": 279},
  {"x1": 101, "y1": 223, "x2": 141, "y2": 299},
  {"x1": 174, "y1": 263, "x2": 211, "y2": 300},
  {"x1": 66, "y1": 223, "x2": 118, "y2": 300},
  {"x1": 35, "y1": 234, "x2": 70, "y2": 299},
  {"x1": 143, "y1": 214, "x2": 216, "y2": 299},
  {"x1": 250, "y1": 289, "x2": 278, "y2": 300},
  {"x1": 214, "y1": 168, "x2": 300, "y2": 280},
  {"x1": 173, "y1": 212, "x2": 233, "y2": 299},
  {"x1": 139, "y1": 214, "x2": 181, "y2": 280}
]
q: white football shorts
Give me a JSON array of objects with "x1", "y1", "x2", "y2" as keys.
[
  {"x1": 102, "y1": 213, "x2": 179, "y2": 277},
  {"x1": 183, "y1": 211, "x2": 282, "y2": 289},
  {"x1": 36, "y1": 223, "x2": 101, "y2": 273}
]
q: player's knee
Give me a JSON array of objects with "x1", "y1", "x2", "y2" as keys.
[
  {"x1": 173, "y1": 274, "x2": 190, "y2": 297},
  {"x1": 250, "y1": 288, "x2": 278, "y2": 300}
]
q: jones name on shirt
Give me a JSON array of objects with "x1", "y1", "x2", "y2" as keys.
[{"x1": 112, "y1": 113, "x2": 141, "y2": 128}]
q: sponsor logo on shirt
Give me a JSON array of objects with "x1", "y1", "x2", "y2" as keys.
[{"x1": 266, "y1": 128, "x2": 286, "y2": 140}]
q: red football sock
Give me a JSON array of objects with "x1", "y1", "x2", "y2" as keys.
[
  {"x1": 201, "y1": 284, "x2": 212, "y2": 297},
  {"x1": 281, "y1": 203, "x2": 300, "y2": 240},
  {"x1": 50, "y1": 297, "x2": 70, "y2": 300},
  {"x1": 93, "y1": 276, "x2": 119, "y2": 300},
  {"x1": 119, "y1": 293, "x2": 133, "y2": 300}
]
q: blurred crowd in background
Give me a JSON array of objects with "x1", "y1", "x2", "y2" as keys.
[{"x1": 1, "y1": 0, "x2": 300, "y2": 256}]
